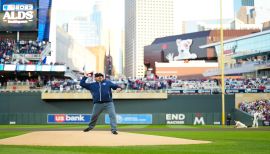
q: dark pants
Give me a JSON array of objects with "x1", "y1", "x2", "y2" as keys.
[{"x1": 226, "y1": 120, "x2": 231, "y2": 125}]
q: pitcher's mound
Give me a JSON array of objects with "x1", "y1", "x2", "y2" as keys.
[{"x1": 0, "y1": 131, "x2": 211, "y2": 146}]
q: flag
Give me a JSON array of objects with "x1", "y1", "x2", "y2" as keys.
[{"x1": 42, "y1": 57, "x2": 47, "y2": 64}]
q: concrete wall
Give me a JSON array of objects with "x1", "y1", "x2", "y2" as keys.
[{"x1": 41, "y1": 92, "x2": 168, "y2": 99}]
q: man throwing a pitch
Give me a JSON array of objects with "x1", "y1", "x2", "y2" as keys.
[{"x1": 80, "y1": 72, "x2": 121, "y2": 135}]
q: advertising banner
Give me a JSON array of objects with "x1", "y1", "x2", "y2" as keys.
[
  {"x1": 51, "y1": 65, "x2": 66, "y2": 72},
  {"x1": 47, "y1": 114, "x2": 91, "y2": 124},
  {"x1": 166, "y1": 113, "x2": 185, "y2": 124},
  {"x1": 0, "y1": 64, "x2": 4, "y2": 70},
  {"x1": 105, "y1": 114, "x2": 152, "y2": 124},
  {"x1": 25, "y1": 64, "x2": 36, "y2": 71},
  {"x1": 16, "y1": 64, "x2": 26, "y2": 71},
  {"x1": 3, "y1": 64, "x2": 16, "y2": 71},
  {"x1": 41, "y1": 65, "x2": 51, "y2": 71},
  {"x1": 1, "y1": 64, "x2": 67, "y2": 72},
  {"x1": 0, "y1": 0, "x2": 38, "y2": 31},
  {"x1": 167, "y1": 89, "x2": 269, "y2": 94},
  {"x1": 36, "y1": 64, "x2": 42, "y2": 71}
]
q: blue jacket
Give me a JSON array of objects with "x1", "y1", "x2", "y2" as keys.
[{"x1": 80, "y1": 77, "x2": 121, "y2": 103}]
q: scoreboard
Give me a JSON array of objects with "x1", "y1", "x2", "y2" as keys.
[{"x1": 0, "y1": 0, "x2": 38, "y2": 31}]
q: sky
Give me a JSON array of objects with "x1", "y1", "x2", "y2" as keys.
[
  {"x1": 174, "y1": 0, "x2": 234, "y2": 21},
  {"x1": 53, "y1": 0, "x2": 234, "y2": 28},
  {"x1": 50, "y1": 0, "x2": 270, "y2": 68},
  {"x1": 53, "y1": 0, "x2": 124, "y2": 27}
]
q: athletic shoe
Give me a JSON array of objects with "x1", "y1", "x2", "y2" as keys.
[
  {"x1": 83, "y1": 127, "x2": 92, "y2": 132},
  {"x1": 111, "y1": 130, "x2": 118, "y2": 135}
]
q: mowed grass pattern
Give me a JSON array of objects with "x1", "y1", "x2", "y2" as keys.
[{"x1": 0, "y1": 125, "x2": 269, "y2": 154}]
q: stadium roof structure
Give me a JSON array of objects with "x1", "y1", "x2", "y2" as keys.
[
  {"x1": 151, "y1": 31, "x2": 211, "y2": 44},
  {"x1": 199, "y1": 29, "x2": 270, "y2": 49},
  {"x1": 232, "y1": 49, "x2": 270, "y2": 59}
]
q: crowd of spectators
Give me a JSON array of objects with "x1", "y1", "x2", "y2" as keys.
[
  {"x1": 2, "y1": 75, "x2": 270, "y2": 94},
  {"x1": 0, "y1": 38, "x2": 15, "y2": 64},
  {"x1": 17, "y1": 40, "x2": 46, "y2": 55},
  {"x1": 225, "y1": 78, "x2": 270, "y2": 90},
  {"x1": 239, "y1": 99, "x2": 270, "y2": 122},
  {"x1": 235, "y1": 55, "x2": 269, "y2": 66},
  {"x1": 31, "y1": 76, "x2": 270, "y2": 93},
  {"x1": 45, "y1": 78, "x2": 82, "y2": 92},
  {"x1": 0, "y1": 38, "x2": 49, "y2": 64}
]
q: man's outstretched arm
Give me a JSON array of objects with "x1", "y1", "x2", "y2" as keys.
[{"x1": 80, "y1": 73, "x2": 92, "y2": 90}]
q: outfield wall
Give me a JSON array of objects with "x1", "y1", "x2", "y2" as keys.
[{"x1": 0, "y1": 92, "x2": 235, "y2": 125}]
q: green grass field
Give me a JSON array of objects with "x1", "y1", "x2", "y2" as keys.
[{"x1": 0, "y1": 125, "x2": 269, "y2": 154}]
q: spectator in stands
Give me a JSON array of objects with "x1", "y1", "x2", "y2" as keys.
[{"x1": 80, "y1": 72, "x2": 122, "y2": 135}]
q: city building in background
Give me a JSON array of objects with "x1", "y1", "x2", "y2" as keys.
[
  {"x1": 54, "y1": 0, "x2": 124, "y2": 76},
  {"x1": 86, "y1": 46, "x2": 106, "y2": 73},
  {"x1": 234, "y1": 0, "x2": 255, "y2": 23},
  {"x1": 65, "y1": 16, "x2": 99, "y2": 46},
  {"x1": 91, "y1": 1, "x2": 103, "y2": 44},
  {"x1": 56, "y1": 27, "x2": 96, "y2": 73},
  {"x1": 62, "y1": 0, "x2": 104, "y2": 47},
  {"x1": 200, "y1": 29, "x2": 270, "y2": 78},
  {"x1": 106, "y1": 30, "x2": 124, "y2": 77},
  {"x1": 182, "y1": 19, "x2": 233, "y2": 34},
  {"x1": 232, "y1": 0, "x2": 257, "y2": 29},
  {"x1": 125, "y1": 0, "x2": 174, "y2": 78},
  {"x1": 262, "y1": 21, "x2": 270, "y2": 31},
  {"x1": 144, "y1": 29, "x2": 259, "y2": 79},
  {"x1": 185, "y1": 0, "x2": 270, "y2": 32},
  {"x1": 232, "y1": 0, "x2": 270, "y2": 30}
]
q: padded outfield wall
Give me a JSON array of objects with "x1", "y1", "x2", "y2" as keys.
[{"x1": 0, "y1": 92, "x2": 235, "y2": 125}]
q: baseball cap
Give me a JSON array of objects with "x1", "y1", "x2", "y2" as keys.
[{"x1": 94, "y1": 73, "x2": 104, "y2": 77}]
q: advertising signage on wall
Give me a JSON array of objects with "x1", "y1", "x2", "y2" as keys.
[
  {"x1": 0, "y1": 64, "x2": 66, "y2": 72},
  {"x1": 0, "y1": 64, "x2": 3, "y2": 70},
  {"x1": 0, "y1": 0, "x2": 38, "y2": 31},
  {"x1": 47, "y1": 114, "x2": 91, "y2": 124},
  {"x1": 105, "y1": 114, "x2": 153, "y2": 124}
]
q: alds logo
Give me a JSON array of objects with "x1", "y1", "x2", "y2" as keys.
[{"x1": 3, "y1": 11, "x2": 34, "y2": 20}]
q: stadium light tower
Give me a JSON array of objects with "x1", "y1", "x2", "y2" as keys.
[{"x1": 220, "y1": 0, "x2": 225, "y2": 126}]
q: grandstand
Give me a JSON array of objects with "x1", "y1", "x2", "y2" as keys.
[
  {"x1": 0, "y1": 0, "x2": 269, "y2": 128},
  {"x1": 200, "y1": 29, "x2": 270, "y2": 78},
  {"x1": 0, "y1": 0, "x2": 67, "y2": 92}
]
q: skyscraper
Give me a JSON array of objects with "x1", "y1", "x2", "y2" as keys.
[
  {"x1": 68, "y1": 16, "x2": 98, "y2": 46},
  {"x1": 234, "y1": 0, "x2": 254, "y2": 13},
  {"x1": 125, "y1": 0, "x2": 174, "y2": 78},
  {"x1": 66, "y1": 0, "x2": 104, "y2": 47},
  {"x1": 234, "y1": 0, "x2": 255, "y2": 24},
  {"x1": 91, "y1": 1, "x2": 103, "y2": 45},
  {"x1": 241, "y1": 0, "x2": 254, "y2": 6}
]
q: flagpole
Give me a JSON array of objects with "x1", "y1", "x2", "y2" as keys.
[{"x1": 220, "y1": 0, "x2": 225, "y2": 126}]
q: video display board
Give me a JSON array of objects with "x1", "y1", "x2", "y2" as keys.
[{"x1": 0, "y1": 0, "x2": 38, "y2": 31}]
